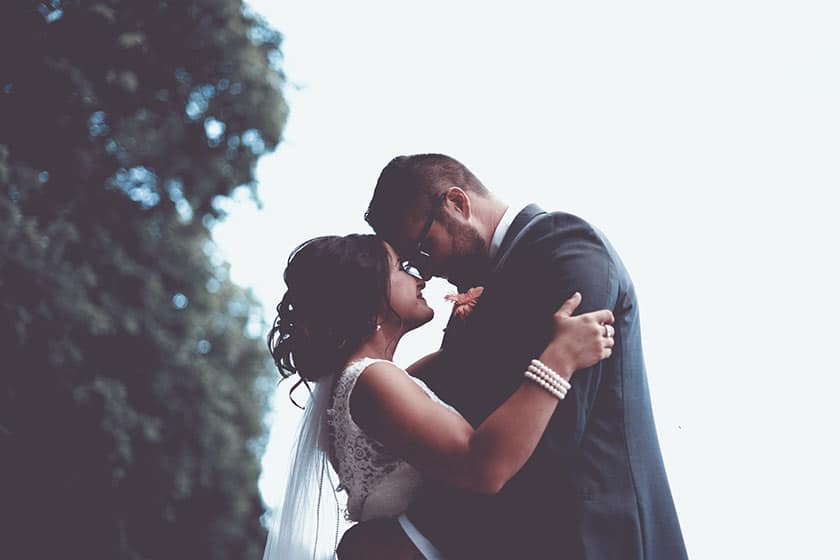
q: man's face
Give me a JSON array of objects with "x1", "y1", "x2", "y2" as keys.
[{"x1": 392, "y1": 200, "x2": 489, "y2": 290}]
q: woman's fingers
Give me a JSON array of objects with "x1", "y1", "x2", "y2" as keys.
[
  {"x1": 588, "y1": 309, "x2": 615, "y2": 325},
  {"x1": 556, "y1": 292, "x2": 582, "y2": 317}
]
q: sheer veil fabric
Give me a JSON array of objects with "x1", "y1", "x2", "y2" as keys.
[
  {"x1": 263, "y1": 378, "x2": 341, "y2": 560},
  {"x1": 262, "y1": 359, "x2": 451, "y2": 559}
]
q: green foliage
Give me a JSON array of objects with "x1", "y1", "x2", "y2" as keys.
[{"x1": 0, "y1": 1, "x2": 286, "y2": 558}]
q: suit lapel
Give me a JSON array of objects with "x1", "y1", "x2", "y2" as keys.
[
  {"x1": 441, "y1": 204, "x2": 546, "y2": 349},
  {"x1": 490, "y1": 204, "x2": 546, "y2": 274}
]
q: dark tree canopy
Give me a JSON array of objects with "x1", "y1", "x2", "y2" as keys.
[{"x1": 0, "y1": 1, "x2": 287, "y2": 558}]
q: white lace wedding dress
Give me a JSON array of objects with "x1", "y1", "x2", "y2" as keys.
[
  {"x1": 262, "y1": 357, "x2": 456, "y2": 560},
  {"x1": 326, "y1": 357, "x2": 459, "y2": 522}
]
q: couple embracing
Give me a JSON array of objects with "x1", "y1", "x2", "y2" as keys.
[{"x1": 263, "y1": 154, "x2": 687, "y2": 559}]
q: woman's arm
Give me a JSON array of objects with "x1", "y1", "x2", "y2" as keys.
[
  {"x1": 350, "y1": 293, "x2": 614, "y2": 494},
  {"x1": 405, "y1": 349, "x2": 442, "y2": 378}
]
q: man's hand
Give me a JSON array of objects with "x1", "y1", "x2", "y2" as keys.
[{"x1": 337, "y1": 517, "x2": 423, "y2": 560}]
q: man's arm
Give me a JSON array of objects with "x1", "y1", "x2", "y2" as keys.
[
  {"x1": 537, "y1": 216, "x2": 619, "y2": 451},
  {"x1": 336, "y1": 518, "x2": 422, "y2": 560},
  {"x1": 406, "y1": 212, "x2": 621, "y2": 555}
]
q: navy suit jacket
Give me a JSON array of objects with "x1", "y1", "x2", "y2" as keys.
[{"x1": 407, "y1": 205, "x2": 688, "y2": 559}]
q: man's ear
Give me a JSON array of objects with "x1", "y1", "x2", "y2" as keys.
[{"x1": 444, "y1": 187, "x2": 471, "y2": 220}]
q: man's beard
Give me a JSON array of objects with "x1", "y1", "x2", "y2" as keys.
[{"x1": 443, "y1": 219, "x2": 490, "y2": 291}]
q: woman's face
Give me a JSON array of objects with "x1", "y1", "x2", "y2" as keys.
[{"x1": 383, "y1": 242, "x2": 435, "y2": 330}]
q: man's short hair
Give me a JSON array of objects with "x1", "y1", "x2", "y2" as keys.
[{"x1": 365, "y1": 153, "x2": 488, "y2": 239}]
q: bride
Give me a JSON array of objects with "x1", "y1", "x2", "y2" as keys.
[{"x1": 263, "y1": 234, "x2": 615, "y2": 559}]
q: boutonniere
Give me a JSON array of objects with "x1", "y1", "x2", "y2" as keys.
[{"x1": 444, "y1": 286, "x2": 484, "y2": 320}]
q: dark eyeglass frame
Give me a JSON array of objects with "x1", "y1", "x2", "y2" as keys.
[
  {"x1": 398, "y1": 260, "x2": 424, "y2": 281},
  {"x1": 399, "y1": 192, "x2": 447, "y2": 280}
]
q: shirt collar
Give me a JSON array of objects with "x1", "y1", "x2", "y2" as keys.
[{"x1": 488, "y1": 205, "x2": 519, "y2": 260}]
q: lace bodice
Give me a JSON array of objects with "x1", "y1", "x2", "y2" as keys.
[{"x1": 325, "y1": 357, "x2": 458, "y2": 522}]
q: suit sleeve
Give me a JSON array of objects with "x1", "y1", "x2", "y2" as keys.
[
  {"x1": 404, "y1": 213, "x2": 620, "y2": 556},
  {"x1": 525, "y1": 214, "x2": 619, "y2": 452}
]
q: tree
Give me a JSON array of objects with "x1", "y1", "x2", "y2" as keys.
[{"x1": 0, "y1": 1, "x2": 287, "y2": 558}]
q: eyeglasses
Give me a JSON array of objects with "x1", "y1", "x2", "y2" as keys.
[
  {"x1": 398, "y1": 260, "x2": 424, "y2": 281},
  {"x1": 400, "y1": 193, "x2": 447, "y2": 279}
]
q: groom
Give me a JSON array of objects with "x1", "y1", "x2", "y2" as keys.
[{"x1": 345, "y1": 154, "x2": 687, "y2": 559}]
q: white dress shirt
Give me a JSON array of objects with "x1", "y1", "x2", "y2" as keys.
[{"x1": 488, "y1": 204, "x2": 517, "y2": 260}]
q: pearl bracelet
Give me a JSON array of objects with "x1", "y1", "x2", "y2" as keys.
[
  {"x1": 527, "y1": 364, "x2": 569, "y2": 394},
  {"x1": 530, "y1": 359, "x2": 571, "y2": 391},
  {"x1": 524, "y1": 371, "x2": 567, "y2": 400},
  {"x1": 525, "y1": 370, "x2": 568, "y2": 397}
]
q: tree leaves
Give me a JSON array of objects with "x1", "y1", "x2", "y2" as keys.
[{"x1": 0, "y1": 1, "x2": 286, "y2": 558}]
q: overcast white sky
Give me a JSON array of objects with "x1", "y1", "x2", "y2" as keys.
[{"x1": 213, "y1": 2, "x2": 840, "y2": 557}]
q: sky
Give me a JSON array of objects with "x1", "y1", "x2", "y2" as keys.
[{"x1": 212, "y1": 2, "x2": 840, "y2": 558}]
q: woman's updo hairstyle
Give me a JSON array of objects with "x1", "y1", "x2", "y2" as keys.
[{"x1": 267, "y1": 234, "x2": 391, "y2": 383}]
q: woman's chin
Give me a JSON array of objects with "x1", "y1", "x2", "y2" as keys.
[{"x1": 407, "y1": 308, "x2": 434, "y2": 330}]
